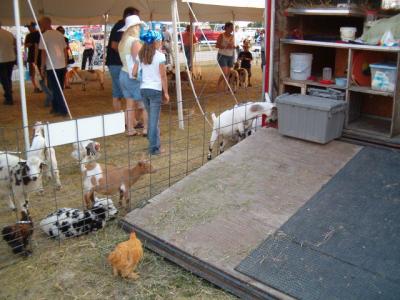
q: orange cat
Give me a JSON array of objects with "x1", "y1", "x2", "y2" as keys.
[{"x1": 108, "y1": 232, "x2": 143, "y2": 279}]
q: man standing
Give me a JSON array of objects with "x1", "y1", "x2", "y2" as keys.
[
  {"x1": 39, "y1": 17, "x2": 68, "y2": 116},
  {"x1": 161, "y1": 25, "x2": 172, "y2": 65},
  {"x1": 0, "y1": 24, "x2": 16, "y2": 105},
  {"x1": 181, "y1": 25, "x2": 198, "y2": 71},
  {"x1": 24, "y1": 22, "x2": 41, "y2": 93},
  {"x1": 259, "y1": 29, "x2": 266, "y2": 71},
  {"x1": 106, "y1": 7, "x2": 140, "y2": 112}
]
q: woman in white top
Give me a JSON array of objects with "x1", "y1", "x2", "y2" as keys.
[
  {"x1": 216, "y1": 22, "x2": 235, "y2": 91},
  {"x1": 118, "y1": 15, "x2": 148, "y2": 136},
  {"x1": 138, "y1": 30, "x2": 169, "y2": 155},
  {"x1": 81, "y1": 31, "x2": 95, "y2": 70}
]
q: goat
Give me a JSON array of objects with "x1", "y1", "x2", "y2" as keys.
[
  {"x1": 71, "y1": 140, "x2": 101, "y2": 172},
  {"x1": 40, "y1": 196, "x2": 118, "y2": 239},
  {"x1": 0, "y1": 152, "x2": 45, "y2": 211},
  {"x1": 207, "y1": 99, "x2": 277, "y2": 160},
  {"x1": 27, "y1": 121, "x2": 61, "y2": 192},
  {"x1": 82, "y1": 159, "x2": 156, "y2": 209},
  {"x1": 2, "y1": 210, "x2": 34, "y2": 256}
]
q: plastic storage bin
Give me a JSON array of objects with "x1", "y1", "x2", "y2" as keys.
[
  {"x1": 370, "y1": 63, "x2": 397, "y2": 92},
  {"x1": 276, "y1": 94, "x2": 346, "y2": 144}
]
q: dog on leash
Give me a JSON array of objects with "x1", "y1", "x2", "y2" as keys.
[
  {"x1": 234, "y1": 62, "x2": 248, "y2": 88},
  {"x1": 65, "y1": 67, "x2": 104, "y2": 91}
]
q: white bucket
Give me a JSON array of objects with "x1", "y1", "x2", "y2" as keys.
[
  {"x1": 340, "y1": 27, "x2": 357, "y2": 41},
  {"x1": 290, "y1": 53, "x2": 313, "y2": 81}
]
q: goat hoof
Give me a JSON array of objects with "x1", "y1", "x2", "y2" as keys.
[{"x1": 207, "y1": 154, "x2": 212, "y2": 161}]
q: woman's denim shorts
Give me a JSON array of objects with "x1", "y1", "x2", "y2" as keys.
[
  {"x1": 217, "y1": 53, "x2": 234, "y2": 68},
  {"x1": 119, "y1": 70, "x2": 142, "y2": 101}
]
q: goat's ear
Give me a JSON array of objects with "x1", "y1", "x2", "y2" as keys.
[
  {"x1": 250, "y1": 104, "x2": 264, "y2": 113},
  {"x1": 18, "y1": 161, "x2": 27, "y2": 166}
]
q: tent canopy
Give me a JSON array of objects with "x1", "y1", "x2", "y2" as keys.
[{"x1": 1, "y1": 0, "x2": 264, "y2": 25}]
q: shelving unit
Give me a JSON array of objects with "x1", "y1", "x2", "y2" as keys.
[
  {"x1": 285, "y1": 7, "x2": 365, "y2": 17},
  {"x1": 278, "y1": 6, "x2": 400, "y2": 144}
]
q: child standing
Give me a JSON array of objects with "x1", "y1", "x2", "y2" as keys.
[
  {"x1": 138, "y1": 30, "x2": 170, "y2": 155},
  {"x1": 238, "y1": 43, "x2": 253, "y2": 87}
]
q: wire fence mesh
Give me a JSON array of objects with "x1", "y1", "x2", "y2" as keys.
[{"x1": 0, "y1": 82, "x2": 267, "y2": 269}]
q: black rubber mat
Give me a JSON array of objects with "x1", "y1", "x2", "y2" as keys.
[{"x1": 236, "y1": 147, "x2": 400, "y2": 300}]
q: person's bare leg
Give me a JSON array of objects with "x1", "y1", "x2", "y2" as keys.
[
  {"x1": 140, "y1": 108, "x2": 148, "y2": 135},
  {"x1": 218, "y1": 66, "x2": 230, "y2": 92},
  {"x1": 135, "y1": 108, "x2": 142, "y2": 125},
  {"x1": 30, "y1": 63, "x2": 39, "y2": 90},
  {"x1": 113, "y1": 97, "x2": 122, "y2": 111},
  {"x1": 126, "y1": 99, "x2": 138, "y2": 135}
]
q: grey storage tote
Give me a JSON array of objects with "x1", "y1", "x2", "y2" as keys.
[{"x1": 276, "y1": 94, "x2": 346, "y2": 144}]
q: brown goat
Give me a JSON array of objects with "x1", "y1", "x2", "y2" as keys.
[
  {"x1": 2, "y1": 211, "x2": 33, "y2": 256},
  {"x1": 83, "y1": 160, "x2": 156, "y2": 209}
]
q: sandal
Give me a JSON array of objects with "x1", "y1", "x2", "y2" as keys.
[
  {"x1": 126, "y1": 130, "x2": 140, "y2": 137},
  {"x1": 134, "y1": 122, "x2": 144, "y2": 129}
]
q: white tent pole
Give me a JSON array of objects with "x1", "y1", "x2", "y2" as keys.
[
  {"x1": 13, "y1": 0, "x2": 30, "y2": 152},
  {"x1": 172, "y1": 0, "x2": 184, "y2": 129},
  {"x1": 102, "y1": 14, "x2": 108, "y2": 73}
]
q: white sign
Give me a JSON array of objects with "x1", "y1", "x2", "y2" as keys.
[{"x1": 43, "y1": 111, "x2": 125, "y2": 147}]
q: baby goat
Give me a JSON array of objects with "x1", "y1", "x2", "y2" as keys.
[
  {"x1": 28, "y1": 121, "x2": 61, "y2": 191},
  {"x1": 208, "y1": 100, "x2": 277, "y2": 160},
  {"x1": 83, "y1": 159, "x2": 156, "y2": 209},
  {"x1": 2, "y1": 210, "x2": 34, "y2": 256}
]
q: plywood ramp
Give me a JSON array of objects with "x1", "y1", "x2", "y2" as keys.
[{"x1": 122, "y1": 128, "x2": 361, "y2": 299}]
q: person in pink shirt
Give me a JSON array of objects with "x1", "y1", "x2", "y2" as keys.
[{"x1": 81, "y1": 31, "x2": 95, "y2": 70}]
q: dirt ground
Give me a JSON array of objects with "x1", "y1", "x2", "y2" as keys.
[{"x1": 0, "y1": 63, "x2": 263, "y2": 299}]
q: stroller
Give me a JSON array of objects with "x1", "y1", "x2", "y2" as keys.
[{"x1": 92, "y1": 43, "x2": 104, "y2": 67}]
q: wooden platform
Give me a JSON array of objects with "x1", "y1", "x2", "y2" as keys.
[{"x1": 122, "y1": 128, "x2": 361, "y2": 299}]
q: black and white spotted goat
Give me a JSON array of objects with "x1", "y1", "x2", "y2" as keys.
[
  {"x1": 0, "y1": 152, "x2": 45, "y2": 211},
  {"x1": 39, "y1": 197, "x2": 118, "y2": 239},
  {"x1": 207, "y1": 97, "x2": 277, "y2": 160}
]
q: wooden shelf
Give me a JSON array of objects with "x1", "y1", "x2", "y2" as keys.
[
  {"x1": 349, "y1": 86, "x2": 394, "y2": 97},
  {"x1": 281, "y1": 39, "x2": 400, "y2": 52},
  {"x1": 285, "y1": 7, "x2": 365, "y2": 17},
  {"x1": 347, "y1": 115, "x2": 391, "y2": 137},
  {"x1": 283, "y1": 78, "x2": 346, "y2": 90}
]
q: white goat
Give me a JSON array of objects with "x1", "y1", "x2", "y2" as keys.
[
  {"x1": 71, "y1": 140, "x2": 101, "y2": 172},
  {"x1": 27, "y1": 122, "x2": 61, "y2": 191},
  {"x1": 207, "y1": 99, "x2": 277, "y2": 160}
]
